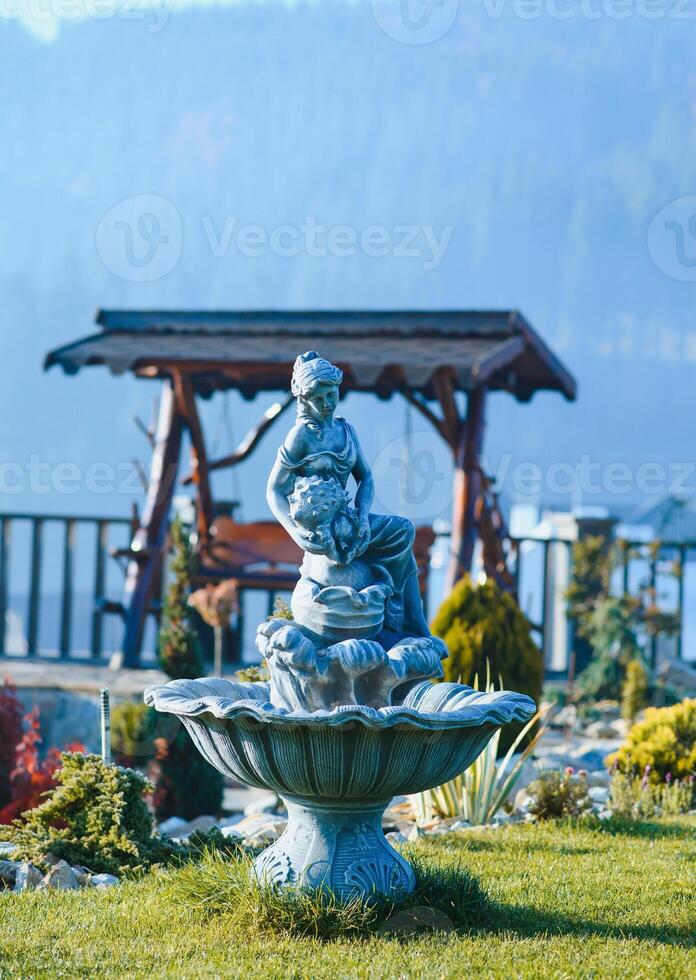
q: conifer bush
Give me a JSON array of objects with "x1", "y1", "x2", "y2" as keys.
[
  {"x1": 431, "y1": 577, "x2": 543, "y2": 750},
  {"x1": 158, "y1": 517, "x2": 204, "y2": 680},
  {"x1": 111, "y1": 701, "x2": 160, "y2": 768},
  {"x1": 621, "y1": 658, "x2": 649, "y2": 723},
  {"x1": 151, "y1": 725, "x2": 224, "y2": 822},
  {"x1": 154, "y1": 517, "x2": 224, "y2": 819},
  {"x1": 606, "y1": 698, "x2": 696, "y2": 786},
  {"x1": 0, "y1": 753, "x2": 184, "y2": 875}
]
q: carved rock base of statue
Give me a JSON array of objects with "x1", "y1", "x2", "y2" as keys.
[{"x1": 254, "y1": 797, "x2": 415, "y2": 900}]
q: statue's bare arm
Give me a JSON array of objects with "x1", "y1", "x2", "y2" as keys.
[
  {"x1": 266, "y1": 426, "x2": 337, "y2": 557},
  {"x1": 350, "y1": 430, "x2": 373, "y2": 558}
]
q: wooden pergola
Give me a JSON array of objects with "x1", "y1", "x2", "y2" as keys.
[{"x1": 45, "y1": 309, "x2": 576, "y2": 665}]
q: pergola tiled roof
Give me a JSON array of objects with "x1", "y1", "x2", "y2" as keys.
[{"x1": 45, "y1": 309, "x2": 576, "y2": 403}]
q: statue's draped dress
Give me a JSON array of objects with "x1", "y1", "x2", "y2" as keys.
[{"x1": 277, "y1": 417, "x2": 421, "y2": 635}]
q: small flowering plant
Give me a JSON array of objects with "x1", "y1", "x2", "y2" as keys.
[
  {"x1": 526, "y1": 766, "x2": 593, "y2": 820},
  {"x1": 609, "y1": 763, "x2": 694, "y2": 819},
  {"x1": 188, "y1": 580, "x2": 239, "y2": 630}
]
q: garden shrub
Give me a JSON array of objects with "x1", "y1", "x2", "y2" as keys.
[
  {"x1": 567, "y1": 537, "x2": 678, "y2": 703},
  {"x1": 0, "y1": 753, "x2": 185, "y2": 875},
  {"x1": 111, "y1": 701, "x2": 158, "y2": 767},
  {"x1": 111, "y1": 701, "x2": 223, "y2": 822},
  {"x1": 608, "y1": 769, "x2": 694, "y2": 819},
  {"x1": 151, "y1": 725, "x2": 224, "y2": 822},
  {"x1": 0, "y1": 678, "x2": 23, "y2": 810},
  {"x1": 234, "y1": 662, "x2": 270, "y2": 683},
  {"x1": 566, "y1": 534, "x2": 611, "y2": 634},
  {"x1": 606, "y1": 698, "x2": 696, "y2": 784},
  {"x1": 155, "y1": 518, "x2": 224, "y2": 818},
  {"x1": 432, "y1": 577, "x2": 542, "y2": 751},
  {"x1": 0, "y1": 711, "x2": 62, "y2": 824},
  {"x1": 526, "y1": 769, "x2": 592, "y2": 820},
  {"x1": 621, "y1": 658, "x2": 649, "y2": 723},
  {"x1": 575, "y1": 595, "x2": 643, "y2": 701},
  {"x1": 158, "y1": 516, "x2": 204, "y2": 680}
]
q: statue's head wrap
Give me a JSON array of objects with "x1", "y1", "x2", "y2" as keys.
[{"x1": 291, "y1": 351, "x2": 343, "y2": 398}]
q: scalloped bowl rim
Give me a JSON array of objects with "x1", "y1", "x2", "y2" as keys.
[{"x1": 144, "y1": 679, "x2": 536, "y2": 732}]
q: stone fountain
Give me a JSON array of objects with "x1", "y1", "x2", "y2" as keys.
[{"x1": 145, "y1": 351, "x2": 535, "y2": 900}]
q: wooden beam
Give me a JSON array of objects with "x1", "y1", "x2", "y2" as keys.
[
  {"x1": 432, "y1": 369, "x2": 463, "y2": 450},
  {"x1": 446, "y1": 385, "x2": 487, "y2": 591},
  {"x1": 182, "y1": 395, "x2": 293, "y2": 485},
  {"x1": 399, "y1": 388, "x2": 449, "y2": 444},
  {"x1": 120, "y1": 380, "x2": 184, "y2": 666},
  {"x1": 172, "y1": 369, "x2": 214, "y2": 540}
]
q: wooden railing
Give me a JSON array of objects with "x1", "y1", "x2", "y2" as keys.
[
  {"x1": 0, "y1": 513, "x2": 691, "y2": 673},
  {"x1": 506, "y1": 535, "x2": 689, "y2": 676},
  {"x1": 0, "y1": 513, "x2": 132, "y2": 661}
]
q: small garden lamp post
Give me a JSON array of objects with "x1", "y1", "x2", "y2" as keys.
[{"x1": 100, "y1": 687, "x2": 111, "y2": 764}]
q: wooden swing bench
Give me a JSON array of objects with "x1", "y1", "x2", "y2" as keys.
[{"x1": 194, "y1": 516, "x2": 436, "y2": 613}]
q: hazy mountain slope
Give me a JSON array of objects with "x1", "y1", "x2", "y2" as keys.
[{"x1": 1, "y1": 4, "x2": 695, "y2": 518}]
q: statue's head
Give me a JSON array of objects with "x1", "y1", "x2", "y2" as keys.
[{"x1": 291, "y1": 351, "x2": 342, "y2": 422}]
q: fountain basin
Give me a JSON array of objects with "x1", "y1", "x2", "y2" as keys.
[{"x1": 144, "y1": 677, "x2": 535, "y2": 899}]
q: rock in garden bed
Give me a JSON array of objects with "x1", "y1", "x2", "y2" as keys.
[
  {"x1": 14, "y1": 862, "x2": 43, "y2": 892},
  {"x1": 0, "y1": 860, "x2": 19, "y2": 887},
  {"x1": 0, "y1": 855, "x2": 121, "y2": 894}
]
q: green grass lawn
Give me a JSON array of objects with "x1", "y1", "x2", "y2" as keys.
[{"x1": 1, "y1": 817, "x2": 694, "y2": 979}]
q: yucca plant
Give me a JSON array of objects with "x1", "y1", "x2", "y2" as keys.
[{"x1": 412, "y1": 669, "x2": 550, "y2": 826}]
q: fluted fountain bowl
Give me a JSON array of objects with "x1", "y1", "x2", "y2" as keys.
[{"x1": 145, "y1": 677, "x2": 535, "y2": 900}]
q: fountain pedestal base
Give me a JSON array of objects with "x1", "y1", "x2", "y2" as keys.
[{"x1": 253, "y1": 796, "x2": 415, "y2": 901}]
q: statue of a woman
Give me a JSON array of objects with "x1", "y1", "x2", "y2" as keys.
[{"x1": 267, "y1": 351, "x2": 430, "y2": 638}]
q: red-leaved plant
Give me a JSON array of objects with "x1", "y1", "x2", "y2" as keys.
[
  {"x1": 0, "y1": 705, "x2": 84, "y2": 825},
  {"x1": 0, "y1": 678, "x2": 23, "y2": 810}
]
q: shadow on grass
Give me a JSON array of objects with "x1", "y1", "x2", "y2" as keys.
[
  {"x1": 590, "y1": 816, "x2": 696, "y2": 840},
  {"x1": 470, "y1": 901, "x2": 696, "y2": 948},
  {"x1": 167, "y1": 834, "x2": 695, "y2": 946},
  {"x1": 378, "y1": 892, "x2": 695, "y2": 948}
]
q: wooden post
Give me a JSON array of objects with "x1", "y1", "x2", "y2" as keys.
[
  {"x1": 172, "y1": 369, "x2": 214, "y2": 541},
  {"x1": 445, "y1": 386, "x2": 487, "y2": 593},
  {"x1": 120, "y1": 380, "x2": 184, "y2": 667}
]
